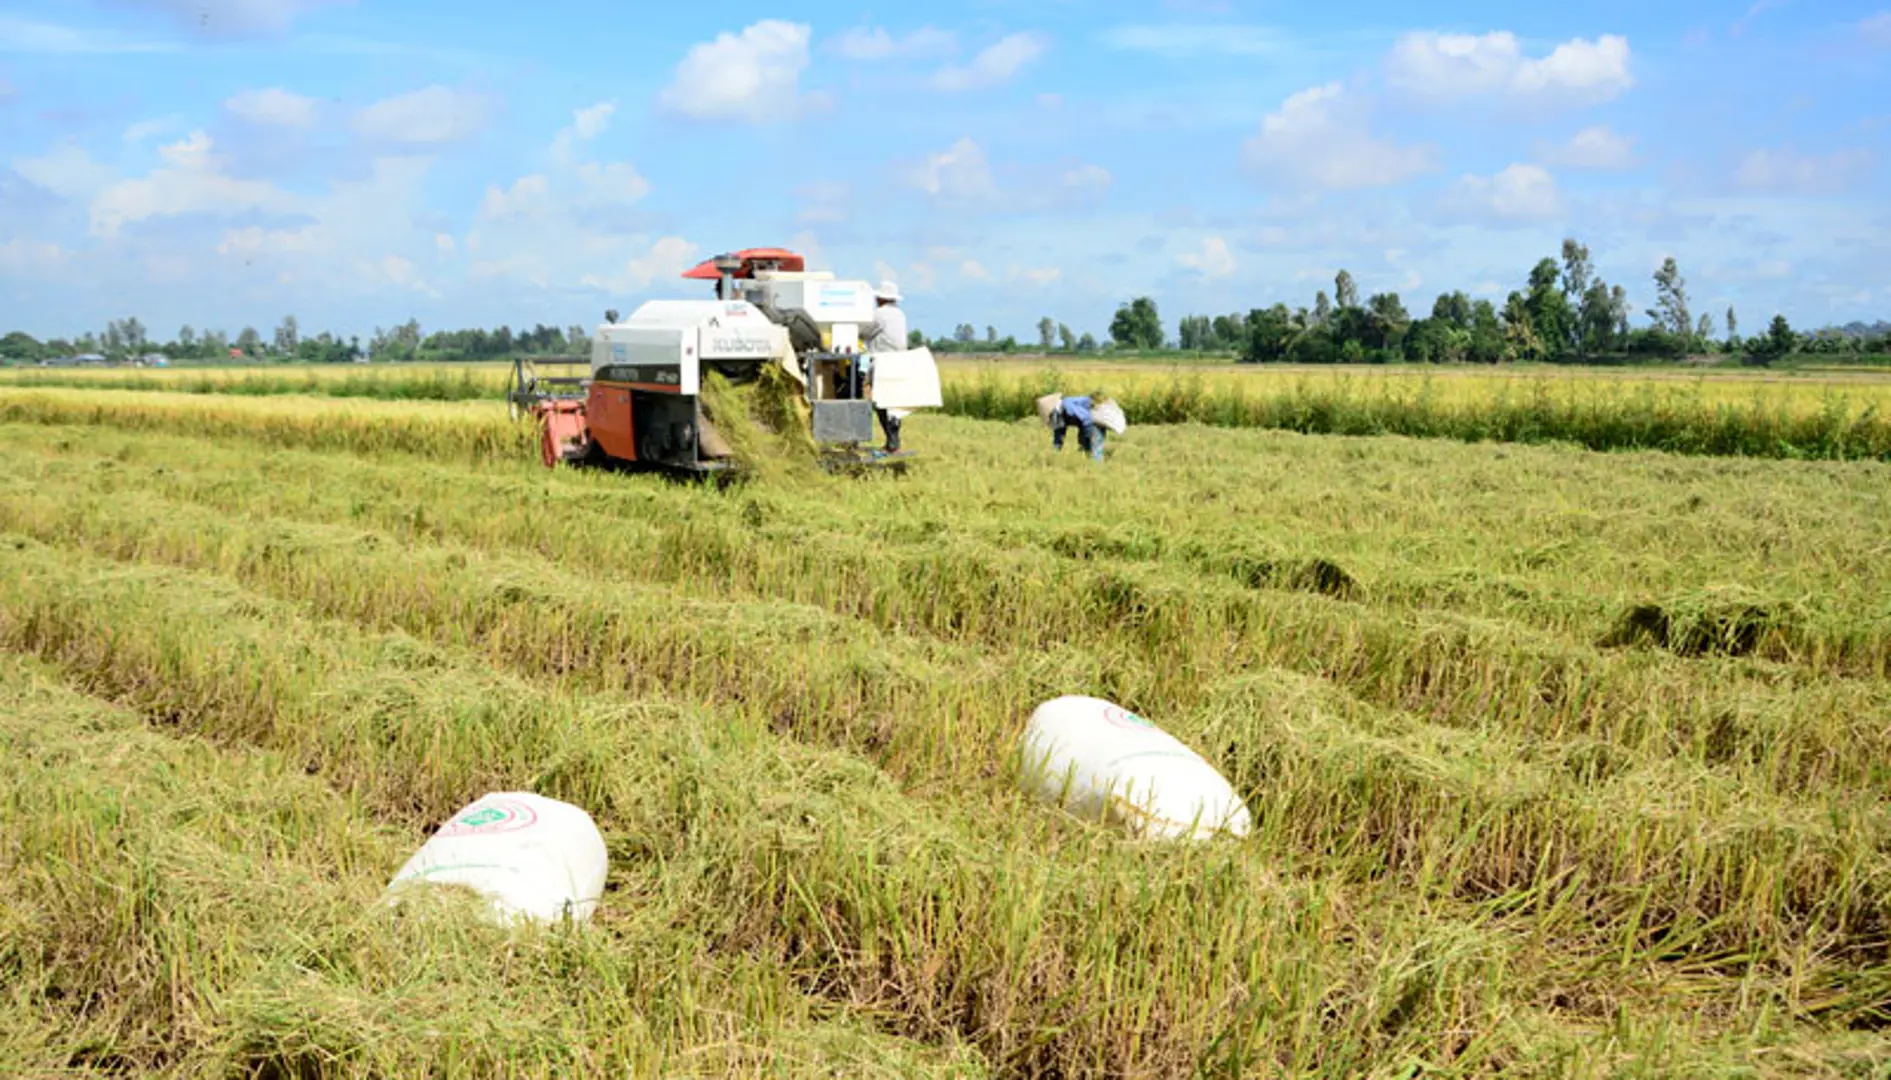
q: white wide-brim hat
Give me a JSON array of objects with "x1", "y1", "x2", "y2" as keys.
[
  {"x1": 875, "y1": 281, "x2": 902, "y2": 302},
  {"x1": 1035, "y1": 393, "x2": 1061, "y2": 427}
]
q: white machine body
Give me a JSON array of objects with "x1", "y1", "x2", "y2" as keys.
[
  {"x1": 590, "y1": 300, "x2": 789, "y2": 394},
  {"x1": 584, "y1": 260, "x2": 939, "y2": 414}
]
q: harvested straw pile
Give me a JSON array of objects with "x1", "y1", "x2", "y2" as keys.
[{"x1": 698, "y1": 366, "x2": 821, "y2": 481}]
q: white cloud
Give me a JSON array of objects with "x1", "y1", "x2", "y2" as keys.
[
  {"x1": 480, "y1": 174, "x2": 551, "y2": 221},
  {"x1": 225, "y1": 87, "x2": 319, "y2": 127},
  {"x1": 908, "y1": 137, "x2": 998, "y2": 202},
  {"x1": 462, "y1": 109, "x2": 656, "y2": 293},
  {"x1": 1015, "y1": 266, "x2": 1063, "y2": 286},
  {"x1": 1100, "y1": 24, "x2": 1286, "y2": 58},
  {"x1": 573, "y1": 162, "x2": 651, "y2": 208},
  {"x1": 1063, "y1": 164, "x2": 1113, "y2": 197},
  {"x1": 571, "y1": 101, "x2": 616, "y2": 139},
  {"x1": 931, "y1": 33, "x2": 1046, "y2": 91},
  {"x1": 353, "y1": 85, "x2": 489, "y2": 145},
  {"x1": 1443, "y1": 163, "x2": 1566, "y2": 223},
  {"x1": 122, "y1": 115, "x2": 185, "y2": 143},
  {"x1": 1387, "y1": 32, "x2": 1516, "y2": 98},
  {"x1": 1242, "y1": 83, "x2": 1436, "y2": 192},
  {"x1": 158, "y1": 130, "x2": 214, "y2": 170},
  {"x1": 658, "y1": 20, "x2": 817, "y2": 123},
  {"x1": 92, "y1": 132, "x2": 305, "y2": 236},
  {"x1": 961, "y1": 260, "x2": 992, "y2": 281},
  {"x1": 1176, "y1": 236, "x2": 1237, "y2": 279},
  {"x1": 434, "y1": 232, "x2": 455, "y2": 253},
  {"x1": 31, "y1": 140, "x2": 447, "y2": 301},
  {"x1": 13, "y1": 142, "x2": 115, "y2": 200},
  {"x1": 832, "y1": 26, "x2": 956, "y2": 60},
  {"x1": 214, "y1": 155, "x2": 440, "y2": 291},
  {"x1": 1732, "y1": 148, "x2": 1871, "y2": 195},
  {"x1": 1864, "y1": 12, "x2": 1891, "y2": 46},
  {"x1": 550, "y1": 100, "x2": 617, "y2": 165},
  {"x1": 380, "y1": 253, "x2": 437, "y2": 296},
  {"x1": 0, "y1": 238, "x2": 69, "y2": 277},
  {"x1": 1385, "y1": 31, "x2": 1634, "y2": 107},
  {"x1": 1516, "y1": 36, "x2": 1634, "y2": 100},
  {"x1": 1538, "y1": 125, "x2": 1636, "y2": 169},
  {"x1": 581, "y1": 236, "x2": 700, "y2": 292}
]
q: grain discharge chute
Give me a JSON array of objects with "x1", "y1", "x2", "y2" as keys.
[{"x1": 508, "y1": 248, "x2": 942, "y2": 475}]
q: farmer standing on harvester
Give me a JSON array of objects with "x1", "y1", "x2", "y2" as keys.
[{"x1": 860, "y1": 282, "x2": 908, "y2": 453}]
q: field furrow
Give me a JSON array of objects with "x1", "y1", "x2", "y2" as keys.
[
  {"x1": 4, "y1": 423, "x2": 1886, "y2": 807},
  {"x1": 7, "y1": 366, "x2": 1888, "y2": 1077},
  {"x1": 3, "y1": 458, "x2": 1888, "y2": 984},
  {"x1": 0, "y1": 539, "x2": 1547, "y2": 1075},
  {"x1": 8, "y1": 418, "x2": 1885, "y2": 677},
  {"x1": 0, "y1": 651, "x2": 982, "y2": 1078}
]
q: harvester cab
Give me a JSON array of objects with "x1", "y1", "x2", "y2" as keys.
[{"x1": 508, "y1": 248, "x2": 942, "y2": 476}]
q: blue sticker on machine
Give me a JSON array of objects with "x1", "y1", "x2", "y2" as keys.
[{"x1": 612, "y1": 343, "x2": 628, "y2": 361}]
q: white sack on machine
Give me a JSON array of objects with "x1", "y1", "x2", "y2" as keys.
[
  {"x1": 868, "y1": 347, "x2": 943, "y2": 416},
  {"x1": 1019, "y1": 696, "x2": 1252, "y2": 842},
  {"x1": 382, "y1": 792, "x2": 608, "y2": 926}
]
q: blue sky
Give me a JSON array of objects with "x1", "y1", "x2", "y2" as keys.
[{"x1": 1, "y1": 0, "x2": 1887, "y2": 343}]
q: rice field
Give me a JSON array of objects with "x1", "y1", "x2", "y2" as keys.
[
  {"x1": 4, "y1": 358, "x2": 1888, "y2": 460},
  {"x1": 2, "y1": 368, "x2": 1889, "y2": 1077}
]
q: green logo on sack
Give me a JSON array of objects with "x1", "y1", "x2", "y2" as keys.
[
  {"x1": 439, "y1": 799, "x2": 539, "y2": 837},
  {"x1": 1103, "y1": 705, "x2": 1154, "y2": 730}
]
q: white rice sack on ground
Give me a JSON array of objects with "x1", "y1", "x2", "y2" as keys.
[
  {"x1": 1020, "y1": 696, "x2": 1252, "y2": 842},
  {"x1": 384, "y1": 791, "x2": 608, "y2": 926}
]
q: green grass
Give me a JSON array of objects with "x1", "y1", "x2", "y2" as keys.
[{"x1": 1, "y1": 387, "x2": 1888, "y2": 1076}]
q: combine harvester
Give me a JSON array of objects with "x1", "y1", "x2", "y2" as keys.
[{"x1": 507, "y1": 248, "x2": 943, "y2": 476}]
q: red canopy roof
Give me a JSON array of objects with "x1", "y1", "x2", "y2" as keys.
[{"x1": 680, "y1": 248, "x2": 806, "y2": 280}]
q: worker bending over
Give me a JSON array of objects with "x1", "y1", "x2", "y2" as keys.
[
  {"x1": 1050, "y1": 394, "x2": 1107, "y2": 461},
  {"x1": 860, "y1": 281, "x2": 908, "y2": 452}
]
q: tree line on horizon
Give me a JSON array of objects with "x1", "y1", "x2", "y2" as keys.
[
  {"x1": 0, "y1": 318, "x2": 590, "y2": 366},
  {"x1": 1099, "y1": 241, "x2": 1887, "y2": 366},
  {"x1": 3, "y1": 237, "x2": 1886, "y2": 368}
]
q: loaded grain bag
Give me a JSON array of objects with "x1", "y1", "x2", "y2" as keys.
[
  {"x1": 1020, "y1": 696, "x2": 1252, "y2": 842},
  {"x1": 384, "y1": 791, "x2": 608, "y2": 926}
]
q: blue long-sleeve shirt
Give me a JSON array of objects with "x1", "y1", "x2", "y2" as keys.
[{"x1": 1060, "y1": 396, "x2": 1093, "y2": 425}]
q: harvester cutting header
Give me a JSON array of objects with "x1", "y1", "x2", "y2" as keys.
[{"x1": 508, "y1": 248, "x2": 943, "y2": 475}]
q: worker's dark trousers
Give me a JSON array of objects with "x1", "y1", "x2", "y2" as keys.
[
  {"x1": 1052, "y1": 416, "x2": 1103, "y2": 460},
  {"x1": 876, "y1": 407, "x2": 902, "y2": 451}
]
